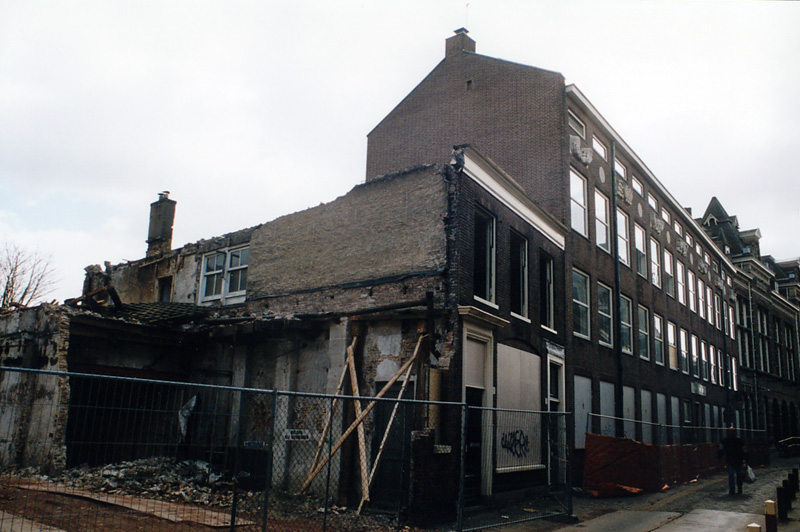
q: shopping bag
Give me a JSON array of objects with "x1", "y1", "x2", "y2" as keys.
[{"x1": 745, "y1": 465, "x2": 756, "y2": 483}]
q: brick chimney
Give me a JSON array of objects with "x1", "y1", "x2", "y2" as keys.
[
  {"x1": 446, "y1": 28, "x2": 476, "y2": 57},
  {"x1": 146, "y1": 191, "x2": 176, "y2": 257}
]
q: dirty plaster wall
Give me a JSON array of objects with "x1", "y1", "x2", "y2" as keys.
[
  {"x1": 0, "y1": 305, "x2": 70, "y2": 473},
  {"x1": 83, "y1": 226, "x2": 257, "y2": 305}
]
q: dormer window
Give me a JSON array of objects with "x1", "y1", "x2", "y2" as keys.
[{"x1": 200, "y1": 246, "x2": 249, "y2": 305}]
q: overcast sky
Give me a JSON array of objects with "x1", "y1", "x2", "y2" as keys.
[{"x1": 1, "y1": 0, "x2": 798, "y2": 304}]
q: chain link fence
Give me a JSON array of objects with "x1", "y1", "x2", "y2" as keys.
[{"x1": 0, "y1": 366, "x2": 571, "y2": 531}]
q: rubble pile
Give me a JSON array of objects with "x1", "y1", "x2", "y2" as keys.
[{"x1": 56, "y1": 457, "x2": 235, "y2": 507}]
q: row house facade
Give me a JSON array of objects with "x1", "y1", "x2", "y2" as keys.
[
  {"x1": 365, "y1": 28, "x2": 799, "y2": 480},
  {"x1": 701, "y1": 198, "x2": 800, "y2": 445}
]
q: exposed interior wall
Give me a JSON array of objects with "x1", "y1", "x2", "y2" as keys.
[{"x1": 0, "y1": 305, "x2": 70, "y2": 474}]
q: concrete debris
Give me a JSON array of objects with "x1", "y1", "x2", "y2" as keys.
[{"x1": 53, "y1": 457, "x2": 235, "y2": 507}]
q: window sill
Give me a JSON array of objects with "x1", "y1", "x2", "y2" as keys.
[
  {"x1": 540, "y1": 325, "x2": 558, "y2": 335},
  {"x1": 510, "y1": 312, "x2": 531, "y2": 324},
  {"x1": 473, "y1": 295, "x2": 499, "y2": 310}
]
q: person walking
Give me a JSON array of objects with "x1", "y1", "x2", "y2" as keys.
[{"x1": 719, "y1": 426, "x2": 748, "y2": 495}]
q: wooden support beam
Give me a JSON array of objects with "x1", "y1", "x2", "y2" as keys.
[{"x1": 301, "y1": 335, "x2": 428, "y2": 493}]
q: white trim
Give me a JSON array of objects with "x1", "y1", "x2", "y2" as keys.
[
  {"x1": 510, "y1": 312, "x2": 531, "y2": 324},
  {"x1": 566, "y1": 84, "x2": 736, "y2": 272},
  {"x1": 459, "y1": 149, "x2": 567, "y2": 249}
]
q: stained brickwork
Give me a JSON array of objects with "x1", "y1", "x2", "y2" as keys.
[{"x1": 247, "y1": 165, "x2": 448, "y2": 300}]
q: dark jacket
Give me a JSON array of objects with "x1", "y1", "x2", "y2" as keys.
[{"x1": 720, "y1": 433, "x2": 747, "y2": 466}]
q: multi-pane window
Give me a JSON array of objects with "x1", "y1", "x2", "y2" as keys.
[
  {"x1": 201, "y1": 246, "x2": 249, "y2": 304},
  {"x1": 698, "y1": 279, "x2": 706, "y2": 320},
  {"x1": 732, "y1": 357, "x2": 739, "y2": 391},
  {"x1": 729, "y1": 306, "x2": 736, "y2": 339},
  {"x1": 568, "y1": 110, "x2": 585, "y2": 138},
  {"x1": 674, "y1": 221, "x2": 683, "y2": 236},
  {"x1": 718, "y1": 348, "x2": 726, "y2": 386},
  {"x1": 570, "y1": 170, "x2": 588, "y2": 237},
  {"x1": 595, "y1": 191, "x2": 611, "y2": 252},
  {"x1": 473, "y1": 209, "x2": 496, "y2": 303},
  {"x1": 663, "y1": 249, "x2": 674, "y2": 297},
  {"x1": 572, "y1": 270, "x2": 590, "y2": 338},
  {"x1": 688, "y1": 270, "x2": 697, "y2": 312},
  {"x1": 706, "y1": 286, "x2": 714, "y2": 326},
  {"x1": 592, "y1": 136, "x2": 607, "y2": 160},
  {"x1": 540, "y1": 255, "x2": 555, "y2": 331},
  {"x1": 227, "y1": 247, "x2": 249, "y2": 293},
  {"x1": 691, "y1": 334, "x2": 699, "y2": 377},
  {"x1": 715, "y1": 294, "x2": 723, "y2": 330},
  {"x1": 650, "y1": 238, "x2": 661, "y2": 287},
  {"x1": 680, "y1": 329, "x2": 689, "y2": 374},
  {"x1": 701, "y1": 341, "x2": 709, "y2": 381},
  {"x1": 661, "y1": 208, "x2": 671, "y2": 225},
  {"x1": 598, "y1": 283, "x2": 613, "y2": 347},
  {"x1": 668, "y1": 322, "x2": 678, "y2": 370},
  {"x1": 620, "y1": 295, "x2": 633, "y2": 354},
  {"x1": 710, "y1": 345, "x2": 718, "y2": 384},
  {"x1": 638, "y1": 306, "x2": 650, "y2": 360},
  {"x1": 617, "y1": 210, "x2": 630, "y2": 266},
  {"x1": 653, "y1": 314, "x2": 665, "y2": 365},
  {"x1": 634, "y1": 224, "x2": 647, "y2": 277},
  {"x1": 676, "y1": 261, "x2": 686, "y2": 305},
  {"x1": 510, "y1": 231, "x2": 528, "y2": 318}
]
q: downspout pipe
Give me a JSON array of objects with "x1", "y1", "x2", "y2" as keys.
[{"x1": 610, "y1": 141, "x2": 625, "y2": 438}]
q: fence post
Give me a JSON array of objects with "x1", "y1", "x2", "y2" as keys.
[
  {"x1": 765, "y1": 499, "x2": 777, "y2": 532},
  {"x1": 261, "y1": 389, "x2": 278, "y2": 532},
  {"x1": 456, "y1": 402, "x2": 467, "y2": 532}
]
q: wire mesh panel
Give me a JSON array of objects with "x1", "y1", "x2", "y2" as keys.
[
  {"x1": 0, "y1": 367, "x2": 571, "y2": 531},
  {"x1": 458, "y1": 407, "x2": 572, "y2": 532}
]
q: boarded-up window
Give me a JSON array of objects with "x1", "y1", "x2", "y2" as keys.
[{"x1": 495, "y1": 345, "x2": 542, "y2": 472}]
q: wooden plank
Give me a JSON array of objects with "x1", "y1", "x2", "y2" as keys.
[
  {"x1": 0, "y1": 511, "x2": 66, "y2": 532},
  {"x1": 345, "y1": 339, "x2": 370, "y2": 503},
  {"x1": 301, "y1": 334, "x2": 427, "y2": 493}
]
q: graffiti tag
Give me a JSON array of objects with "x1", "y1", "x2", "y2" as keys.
[{"x1": 500, "y1": 430, "x2": 530, "y2": 458}]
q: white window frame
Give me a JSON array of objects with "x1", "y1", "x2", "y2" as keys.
[
  {"x1": 614, "y1": 158, "x2": 626, "y2": 180},
  {"x1": 653, "y1": 314, "x2": 665, "y2": 366},
  {"x1": 701, "y1": 341, "x2": 709, "y2": 381},
  {"x1": 710, "y1": 345, "x2": 718, "y2": 384},
  {"x1": 661, "y1": 208, "x2": 671, "y2": 225},
  {"x1": 691, "y1": 334, "x2": 700, "y2": 378},
  {"x1": 663, "y1": 249, "x2": 674, "y2": 297},
  {"x1": 638, "y1": 305, "x2": 650, "y2": 360},
  {"x1": 620, "y1": 295, "x2": 633, "y2": 355},
  {"x1": 572, "y1": 269, "x2": 591, "y2": 339},
  {"x1": 617, "y1": 209, "x2": 630, "y2": 266},
  {"x1": 570, "y1": 169, "x2": 588, "y2": 237},
  {"x1": 688, "y1": 270, "x2": 697, "y2": 312},
  {"x1": 706, "y1": 286, "x2": 714, "y2": 325},
  {"x1": 698, "y1": 278, "x2": 706, "y2": 320},
  {"x1": 650, "y1": 238, "x2": 661, "y2": 287},
  {"x1": 634, "y1": 224, "x2": 647, "y2": 278},
  {"x1": 632, "y1": 176, "x2": 643, "y2": 196},
  {"x1": 473, "y1": 208, "x2": 496, "y2": 306},
  {"x1": 592, "y1": 136, "x2": 607, "y2": 160},
  {"x1": 568, "y1": 109, "x2": 585, "y2": 138},
  {"x1": 595, "y1": 190, "x2": 611, "y2": 253},
  {"x1": 680, "y1": 328, "x2": 689, "y2": 374},
  {"x1": 676, "y1": 261, "x2": 686, "y2": 305},
  {"x1": 540, "y1": 254, "x2": 555, "y2": 332},
  {"x1": 647, "y1": 193, "x2": 658, "y2": 212},
  {"x1": 200, "y1": 245, "x2": 249, "y2": 305},
  {"x1": 510, "y1": 230, "x2": 528, "y2": 320},
  {"x1": 598, "y1": 283, "x2": 613, "y2": 347},
  {"x1": 668, "y1": 321, "x2": 679, "y2": 371}
]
